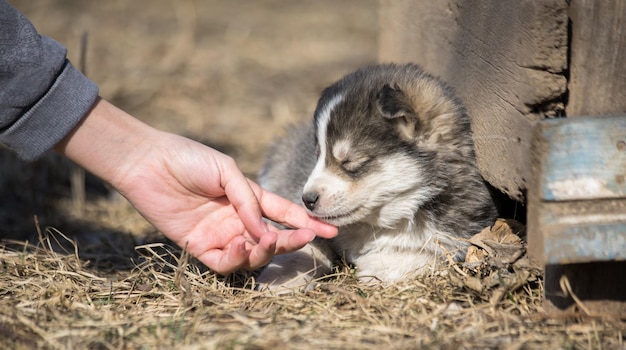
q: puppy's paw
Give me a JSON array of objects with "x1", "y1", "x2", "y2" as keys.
[
  {"x1": 255, "y1": 245, "x2": 333, "y2": 294},
  {"x1": 256, "y1": 263, "x2": 317, "y2": 294}
]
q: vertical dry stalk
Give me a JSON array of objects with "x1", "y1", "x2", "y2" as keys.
[
  {"x1": 174, "y1": 243, "x2": 192, "y2": 305},
  {"x1": 71, "y1": 32, "x2": 88, "y2": 215}
]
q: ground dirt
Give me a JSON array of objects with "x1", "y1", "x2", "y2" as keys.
[{"x1": 1, "y1": 1, "x2": 624, "y2": 349}]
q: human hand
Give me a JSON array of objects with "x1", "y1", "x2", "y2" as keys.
[
  {"x1": 115, "y1": 133, "x2": 337, "y2": 274},
  {"x1": 55, "y1": 98, "x2": 337, "y2": 274}
]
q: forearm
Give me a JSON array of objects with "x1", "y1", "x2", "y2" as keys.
[{"x1": 53, "y1": 97, "x2": 161, "y2": 192}]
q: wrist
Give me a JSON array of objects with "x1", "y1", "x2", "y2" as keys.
[{"x1": 54, "y1": 97, "x2": 161, "y2": 194}]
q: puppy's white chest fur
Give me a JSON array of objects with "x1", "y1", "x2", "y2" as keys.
[{"x1": 337, "y1": 224, "x2": 440, "y2": 282}]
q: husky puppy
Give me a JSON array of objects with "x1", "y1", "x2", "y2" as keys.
[{"x1": 257, "y1": 63, "x2": 497, "y2": 292}]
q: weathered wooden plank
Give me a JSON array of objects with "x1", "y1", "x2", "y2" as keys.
[
  {"x1": 378, "y1": 0, "x2": 568, "y2": 201},
  {"x1": 529, "y1": 116, "x2": 626, "y2": 315},
  {"x1": 537, "y1": 116, "x2": 626, "y2": 201},
  {"x1": 529, "y1": 115, "x2": 626, "y2": 265},
  {"x1": 567, "y1": 0, "x2": 626, "y2": 117},
  {"x1": 544, "y1": 221, "x2": 626, "y2": 264},
  {"x1": 529, "y1": 199, "x2": 626, "y2": 265}
]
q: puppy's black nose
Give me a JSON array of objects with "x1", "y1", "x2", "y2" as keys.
[{"x1": 302, "y1": 192, "x2": 319, "y2": 211}]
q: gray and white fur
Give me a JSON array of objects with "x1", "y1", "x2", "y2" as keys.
[{"x1": 257, "y1": 63, "x2": 497, "y2": 292}]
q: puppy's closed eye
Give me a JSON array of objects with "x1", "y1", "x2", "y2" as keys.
[{"x1": 340, "y1": 156, "x2": 371, "y2": 174}]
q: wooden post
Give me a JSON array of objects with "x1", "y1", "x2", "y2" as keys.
[{"x1": 567, "y1": 0, "x2": 626, "y2": 117}]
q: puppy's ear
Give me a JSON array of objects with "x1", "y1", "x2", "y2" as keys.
[{"x1": 376, "y1": 84, "x2": 419, "y2": 140}]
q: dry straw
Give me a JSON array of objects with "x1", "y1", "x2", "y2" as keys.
[{"x1": 1, "y1": 220, "x2": 624, "y2": 349}]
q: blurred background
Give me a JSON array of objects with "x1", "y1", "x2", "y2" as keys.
[{"x1": 1, "y1": 0, "x2": 378, "y2": 252}]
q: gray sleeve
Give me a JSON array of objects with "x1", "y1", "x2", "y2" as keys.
[{"x1": 0, "y1": 0, "x2": 99, "y2": 161}]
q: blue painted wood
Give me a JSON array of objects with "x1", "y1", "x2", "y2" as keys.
[
  {"x1": 538, "y1": 115, "x2": 626, "y2": 201},
  {"x1": 543, "y1": 222, "x2": 626, "y2": 264},
  {"x1": 530, "y1": 115, "x2": 626, "y2": 265}
]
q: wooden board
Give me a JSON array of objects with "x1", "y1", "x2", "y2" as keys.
[
  {"x1": 378, "y1": 0, "x2": 568, "y2": 201},
  {"x1": 538, "y1": 116, "x2": 626, "y2": 201},
  {"x1": 567, "y1": 0, "x2": 626, "y2": 117},
  {"x1": 529, "y1": 115, "x2": 626, "y2": 315},
  {"x1": 529, "y1": 115, "x2": 626, "y2": 265}
]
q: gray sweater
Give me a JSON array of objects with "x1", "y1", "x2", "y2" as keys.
[{"x1": 0, "y1": 1, "x2": 99, "y2": 160}]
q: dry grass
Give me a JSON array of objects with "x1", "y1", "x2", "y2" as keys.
[
  {"x1": 1, "y1": 224, "x2": 624, "y2": 349},
  {"x1": 2, "y1": 1, "x2": 625, "y2": 349}
]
